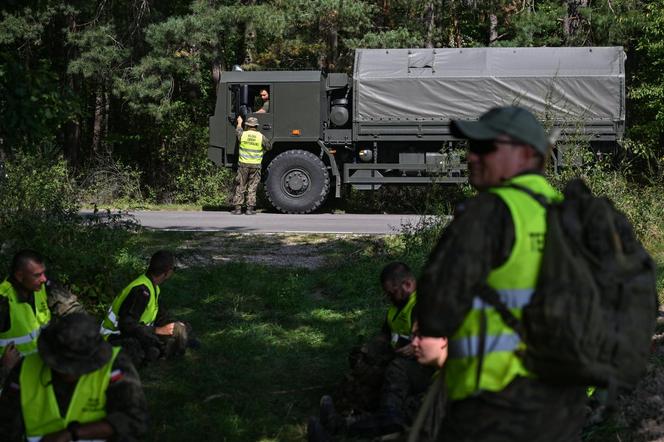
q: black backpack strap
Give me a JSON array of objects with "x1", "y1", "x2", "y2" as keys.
[
  {"x1": 476, "y1": 284, "x2": 524, "y2": 337},
  {"x1": 504, "y1": 183, "x2": 549, "y2": 208}
]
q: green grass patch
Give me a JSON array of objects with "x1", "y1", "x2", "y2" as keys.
[{"x1": 133, "y1": 233, "x2": 398, "y2": 441}]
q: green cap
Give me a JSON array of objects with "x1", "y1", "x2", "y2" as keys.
[{"x1": 451, "y1": 106, "x2": 549, "y2": 155}]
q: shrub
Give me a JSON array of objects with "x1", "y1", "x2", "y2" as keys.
[
  {"x1": 79, "y1": 155, "x2": 144, "y2": 205},
  {"x1": 0, "y1": 152, "x2": 143, "y2": 314},
  {"x1": 173, "y1": 157, "x2": 234, "y2": 207}
]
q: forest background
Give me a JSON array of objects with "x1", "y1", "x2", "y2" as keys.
[
  {"x1": 1, "y1": 0, "x2": 664, "y2": 208},
  {"x1": 2, "y1": 2, "x2": 664, "y2": 440}
]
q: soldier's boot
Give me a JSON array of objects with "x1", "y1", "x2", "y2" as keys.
[
  {"x1": 320, "y1": 395, "x2": 346, "y2": 435},
  {"x1": 231, "y1": 205, "x2": 242, "y2": 215},
  {"x1": 245, "y1": 206, "x2": 256, "y2": 215}
]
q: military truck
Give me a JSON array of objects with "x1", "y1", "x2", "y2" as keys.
[{"x1": 209, "y1": 47, "x2": 625, "y2": 213}]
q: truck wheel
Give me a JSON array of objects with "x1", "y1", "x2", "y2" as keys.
[{"x1": 265, "y1": 150, "x2": 330, "y2": 214}]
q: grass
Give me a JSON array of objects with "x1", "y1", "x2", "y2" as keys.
[
  {"x1": 108, "y1": 224, "x2": 664, "y2": 442},
  {"x1": 130, "y1": 232, "x2": 397, "y2": 441}
]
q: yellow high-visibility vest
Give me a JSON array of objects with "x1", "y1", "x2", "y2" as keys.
[
  {"x1": 445, "y1": 174, "x2": 561, "y2": 401},
  {"x1": 0, "y1": 280, "x2": 51, "y2": 356},
  {"x1": 20, "y1": 347, "x2": 121, "y2": 441},
  {"x1": 239, "y1": 130, "x2": 264, "y2": 165},
  {"x1": 100, "y1": 275, "x2": 159, "y2": 336}
]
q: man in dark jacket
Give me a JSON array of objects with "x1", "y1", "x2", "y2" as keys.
[{"x1": 416, "y1": 106, "x2": 587, "y2": 441}]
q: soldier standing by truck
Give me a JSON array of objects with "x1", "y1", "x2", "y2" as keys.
[{"x1": 232, "y1": 115, "x2": 271, "y2": 215}]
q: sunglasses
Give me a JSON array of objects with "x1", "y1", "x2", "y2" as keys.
[
  {"x1": 468, "y1": 140, "x2": 498, "y2": 155},
  {"x1": 468, "y1": 139, "x2": 524, "y2": 155}
]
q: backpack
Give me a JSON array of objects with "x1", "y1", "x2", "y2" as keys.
[{"x1": 480, "y1": 178, "x2": 658, "y2": 392}]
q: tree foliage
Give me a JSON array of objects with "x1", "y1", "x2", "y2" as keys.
[{"x1": 0, "y1": 0, "x2": 662, "y2": 197}]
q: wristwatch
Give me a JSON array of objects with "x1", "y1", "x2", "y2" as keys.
[{"x1": 67, "y1": 421, "x2": 81, "y2": 441}]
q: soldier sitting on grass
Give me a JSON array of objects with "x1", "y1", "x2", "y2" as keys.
[
  {"x1": 308, "y1": 262, "x2": 436, "y2": 441},
  {"x1": 1, "y1": 249, "x2": 85, "y2": 386},
  {"x1": 100, "y1": 250, "x2": 198, "y2": 367},
  {"x1": 0, "y1": 313, "x2": 148, "y2": 441}
]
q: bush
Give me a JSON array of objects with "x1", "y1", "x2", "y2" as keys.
[
  {"x1": 548, "y1": 160, "x2": 664, "y2": 247},
  {"x1": 79, "y1": 155, "x2": 144, "y2": 205},
  {"x1": 0, "y1": 152, "x2": 144, "y2": 314},
  {"x1": 0, "y1": 152, "x2": 78, "y2": 221},
  {"x1": 173, "y1": 157, "x2": 234, "y2": 207}
]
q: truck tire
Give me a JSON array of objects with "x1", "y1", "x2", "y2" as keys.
[{"x1": 265, "y1": 150, "x2": 330, "y2": 214}]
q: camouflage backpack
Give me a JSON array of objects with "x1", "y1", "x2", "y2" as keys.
[{"x1": 481, "y1": 178, "x2": 658, "y2": 392}]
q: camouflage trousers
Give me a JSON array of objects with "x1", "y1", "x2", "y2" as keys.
[
  {"x1": 108, "y1": 322, "x2": 191, "y2": 368},
  {"x1": 232, "y1": 165, "x2": 261, "y2": 207},
  {"x1": 344, "y1": 357, "x2": 437, "y2": 439}
]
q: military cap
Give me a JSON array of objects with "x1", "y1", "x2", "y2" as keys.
[
  {"x1": 38, "y1": 313, "x2": 113, "y2": 376},
  {"x1": 245, "y1": 116, "x2": 259, "y2": 127}
]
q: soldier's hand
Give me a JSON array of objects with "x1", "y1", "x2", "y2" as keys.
[
  {"x1": 395, "y1": 343, "x2": 415, "y2": 357},
  {"x1": 237, "y1": 115, "x2": 243, "y2": 127},
  {"x1": 1, "y1": 342, "x2": 20, "y2": 370},
  {"x1": 155, "y1": 322, "x2": 176, "y2": 336}
]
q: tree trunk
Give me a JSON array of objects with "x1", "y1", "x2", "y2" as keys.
[
  {"x1": 64, "y1": 75, "x2": 81, "y2": 167},
  {"x1": 489, "y1": 13, "x2": 498, "y2": 45},
  {"x1": 449, "y1": 2, "x2": 462, "y2": 48},
  {"x1": 320, "y1": 6, "x2": 339, "y2": 70},
  {"x1": 103, "y1": 90, "x2": 110, "y2": 154},
  {"x1": 242, "y1": 0, "x2": 257, "y2": 67},
  {"x1": 92, "y1": 85, "x2": 104, "y2": 155},
  {"x1": 563, "y1": 0, "x2": 589, "y2": 44},
  {"x1": 424, "y1": 2, "x2": 435, "y2": 48}
]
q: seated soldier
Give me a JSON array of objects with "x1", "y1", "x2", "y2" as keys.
[
  {"x1": 308, "y1": 262, "x2": 436, "y2": 441},
  {"x1": 100, "y1": 250, "x2": 196, "y2": 366},
  {"x1": 0, "y1": 250, "x2": 84, "y2": 386},
  {"x1": 309, "y1": 318, "x2": 450, "y2": 442},
  {"x1": 0, "y1": 313, "x2": 148, "y2": 441}
]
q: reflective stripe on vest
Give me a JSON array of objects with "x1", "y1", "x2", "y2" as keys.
[
  {"x1": 239, "y1": 130, "x2": 264, "y2": 165},
  {"x1": 21, "y1": 347, "x2": 121, "y2": 440},
  {"x1": 445, "y1": 174, "x2": 561, "y2": 401},
  {"x1": 0, "y1": 280, "x2": 51, "y2": 356},
  {"x1": 386, "y1": 292, "x2": 417, "y2": 348},
  {"x1": 100, "y1": 275, "x2": 159, "y2": 336}
]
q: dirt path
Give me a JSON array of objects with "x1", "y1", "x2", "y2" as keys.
[{"x1": 172, "y1": 232, "x2": 383, "y2": 270}]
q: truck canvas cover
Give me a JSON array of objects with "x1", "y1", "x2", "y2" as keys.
[{"x1": 353, "y1": 47, "x2": 625, "y2": 126}]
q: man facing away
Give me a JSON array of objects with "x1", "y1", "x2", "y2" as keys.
[
  {"x1": 100, "y1": 250, "x2": 194, "y2": 367},
  {"x1": 0, "y1": 250, "x2": 83, "y2": 386},
  {"x1": 0, "y1": 313, "x2": 148, "y2": 441},
  {"x1": 231, "y1": 115, "x2": 271, "y2": 215},
  {"x1": 416, "y1": 106, "x2": 587, "y2": 441}
]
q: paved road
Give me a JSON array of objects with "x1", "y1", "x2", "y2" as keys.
[{"x1": 119, "y1": 210, "x2": 432, "y2": 234}]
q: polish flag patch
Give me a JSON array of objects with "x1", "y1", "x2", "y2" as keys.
[{"x1": 110, "y1": 369, "x2": 124, "y2": 383}]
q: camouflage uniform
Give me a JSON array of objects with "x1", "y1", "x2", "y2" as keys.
[
  {"x1": 343, "y1": 357, "x2": 436, "y2": 439},
  {"x1": 232, "y1": 121, "x2": 271, "y2": 209},
  {"x1": 417, "y1": 186, "x2": 587, "y2": 442},
  {"x1": 107, "y1": 284, "x2": 191, "y2": 367},
  {"x1": 232, "y1": 166, "x2": 262, "y2": 207}
]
